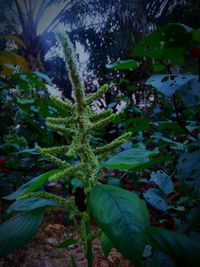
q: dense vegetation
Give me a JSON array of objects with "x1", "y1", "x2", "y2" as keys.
[{"x1": 0, "y1": 1, "x2": 200, "y2": 267}]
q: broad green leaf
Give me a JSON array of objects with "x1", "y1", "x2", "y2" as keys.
[
  {"x1": 152, "y1": 133, "x2": 185, "y2": 150},
  {"x1": 143, "y1": 188, "x2": 169, "y2": 211},
  {"x1": 107, "y1": 178, "x2": 121, "y2": 187},
  {"x1": 177, "y1": 148, "x2": 200, "y2": 195},
  {"x1": 146, "y1": 226, "x2": 200, "y2": 267},
  {"x1": 144, "y1": 258, "x2": 159, "y2": 267},
  {"x1": 180, "y1": 207, "x2": 200, "y2": 233},
  {"x1": 134, "y1": 155, "x2": 172, "y2": 171},
  {"x1": 176, "y1": 79, "x2": 200, "y2": 107},
  {"x1": 100, "y1": 232, "x2": 113, "y2": 258},
  {"x1": 192, "y1": 28, "x2": 200, "y2": 41},
  {"x1": 7, "y1": 198, "x2": 59, "y2": 212},
  {"x1": 89, "y1": 185, "x2": 150, "y2": 266},
  {"x1": 124, "y1": 117, "x2": 150, "y2": 133},
  {"x1": 4, "y1": 169, "x2": 61, "y2": 200},
  {"x1": 101, "y1": 146, "x2": 158, "y2": 170},
  {"x1": 132, "y1": 23, "x2": 192, "y2": 65},
  {"x1": 153, "y1": 252, "x2": 175, "y2": 267},
  {"x1": 146, "y1": 74, "x2": 198, "y2": 97},
  {"x1": 106, "y1": 60, "x2": 139, "y2": 70},
  {"x1": 156, "y1": 122, "x2": 185, "y2": 134},
  {"x1": 153, "y1": 63, "x2": 166, "y2": 73},
  {"x1": 150, "y1": 171, "x2": 174, "y2": 194},
  {"x1": 0, "y1": 208, "x2": 44, "y2": 257}
]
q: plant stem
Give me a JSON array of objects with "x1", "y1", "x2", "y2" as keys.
[{"x1": 86, "y1": 206, "x2": 93, "y2": 267}]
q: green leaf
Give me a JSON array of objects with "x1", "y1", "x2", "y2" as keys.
[
  {"x1": 132, "y1": 23, "x2": 192, "y2": 65},
  {"x1": 4, "y1": 169, "x2": 61, "y2": 200},
  {"x1": 177, "y1": 148, "x2": 200, "y2": 195},
  {"x1": 152, "y1": 133, "x2": 185, "y2": 150},
  {"x1": 143, "y1": 189, "x2": 169, "y2": 211},
  {"x1": 156, "y1": 122, "x2": 185, "y2": 134},
  {"x1": 176, "y1": 79, "x2": 200, "y2": 107},
  {"x1": 101, "y1": 146, "x2": 158, "y2": 170},
  {"x1": 150, "y1": 171, "x2": 174, "y2": 194},
  {"x1": 136, "y1": 155, "x2": 172, "y2": 171},
  {"x1": 153, "y1": 252, "x2": 175, "y2": 267},
  {"x1": 34, "y1": 71, "x2": 52, "y2": 84},
  {"x1": 7, "y1": 198, "x2": 59, "y2": 212},
  {"x1": 144, "y1": 257, "x2": 159, "y2": 267},
  {"x1": 100, "y1": 232, "x2": 113, "y2": 258},
  {"x1": 146, "y1": 226, "x2": 200, "y2": 267},
  {"x1": 192, "y1": 28, "x2": 200, "y2": 41},
  {"x1": 89, "y1": 185, "x2": 150, "y2": 266},
  {"x1": 180, "y1": 207, "x2": 200, "y2": 233},
  {"x1": 56, "y1": 238, "x2": 77, "y2": 248},
  {"x1": 146, "y1": 74, "x2": 198, "y2": 97},
  {"x1": 153, "y1": 63, "x2": 166, "y2": 73},
  {"x1": 125, "y1": 117, "x2": 150, "y2": 133},
  {"x1": 16, "y1": 97, "x2": 35, "y2": 104},
  {"x1": 106, "y1": 60, "x2": 139, "y2": 70},
  {"x1": 71, "y1": 178, "x2": 83, "y2": 189},
  {"x1": 0, "y1": 208, "x2": 44, "y2": 257},
  {"x1": 108, "y1": 178, "x2": 121, "y2": 187}
]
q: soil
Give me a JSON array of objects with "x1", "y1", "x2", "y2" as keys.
[{"x1": 0, "y1": 213, "x2": 134, "y2": 267}]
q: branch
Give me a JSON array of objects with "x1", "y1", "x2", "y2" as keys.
[
  {"x1": 90, "y1": 114, "x2": 116, "y2": 131},
  {"x1": 89, "y1": 109, "x2": 113, "y2": 122},
  {"x1": 86, "y1": 84, "x2": 109, "y2": 105},
  {"x1": 56, "y1": 31, "x2": 86, "y2": 113},
  {"x1": 50, "y1": 96, "x2": 74, "y2": 113},
  {"x1": 18, "y1": 191, "x2": 77, "y2": 212},
  {"x1": 47, "y1": 117, "x2": 74, "y2": 125},
  {"x1": 94, "y1": 132, "x2": 132, "y2": 156},
  {"x1": 37, "y1": 147, "x2": 68, "y2": 167},
  {"x1": 49, "y1": 162, "x2": 85, "y2": 181},
  {"x1": 48, "y1": 123, "x2": 75, "y2": 135}
]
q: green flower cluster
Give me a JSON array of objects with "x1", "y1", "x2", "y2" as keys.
[
  {"x1": 19, "y1": 191, "x2": 76, "y2": 212},
  {"x1": 39, "y1": 31, "x2": 131, "y2": 190},
  {"x1": 20, "y1": 31, "x2": 131, "y2": 206}
]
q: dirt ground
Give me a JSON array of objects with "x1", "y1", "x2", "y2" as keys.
[{"x1": 0, "y1": 213, "x2": 134, "y2": 267}]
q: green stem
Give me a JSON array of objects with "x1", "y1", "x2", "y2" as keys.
[{"x1": 86, "y1": 202, "x2": 93, "y2": 267}]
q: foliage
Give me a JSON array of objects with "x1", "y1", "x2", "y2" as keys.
[
  {"x1": 0, "y1": 21, "x2": 200, "y2": 267},
  {"x1": 89, "y1": 185, "x2": 149, "y2": 266},
  {"x1": 0, "y1": 32, "x2": 132, "y2": 266},
  {"x1": 0, "y1": 208, "x2": 45, "y2": 258},
  {"x1": 102, "y1": 22, "x2": 200, "y2": 266},
  {"x1": 0, "y1": 53, "x2": 68, "y2": 198}
]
